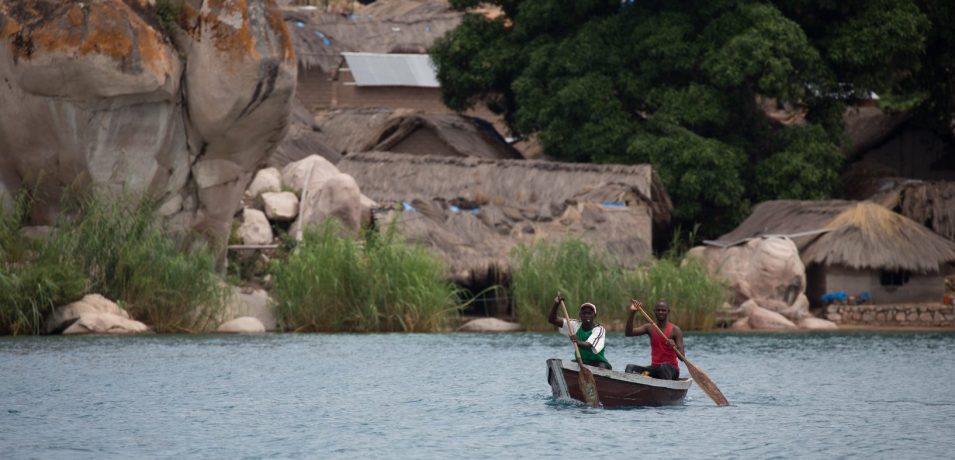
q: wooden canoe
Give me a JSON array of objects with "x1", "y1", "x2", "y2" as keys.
[{"x1": 546, "y1": 359, "x2": 692, "y2": 407}]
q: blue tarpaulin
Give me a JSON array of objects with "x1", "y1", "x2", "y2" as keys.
[
  {"x1": 820, "y1": 291, "x2": 848, "y2": 303},
  {"x1": 402, "y1": 201, "x2": 416, "y2": 212}
]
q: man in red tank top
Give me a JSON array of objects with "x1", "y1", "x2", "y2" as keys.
[{"x1": 623, "y1": 300, "x2": 685, "y2": 380}]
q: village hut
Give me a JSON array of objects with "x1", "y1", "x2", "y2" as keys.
[
  {"x1": 283, "y1": 8, "x2": 461, "y2": 111},
  {"x1": 713, "y1": 200, "x2": 955, "y2": 308},
  {"x1": 869, "y1": 180, "x2": 955, "y2": 243},
  {"x1": 338, "y1": 152, "x2": 672, "y2": 314},
  {"x1": 314, "y1": 108, "x2": 521, "y2": 159}
]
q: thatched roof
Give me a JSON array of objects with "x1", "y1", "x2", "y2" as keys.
[
  {"x1": 339, "y1": 152, "x2": 673, "y2": 281},
  {"x1": 315, "y1": 108, "x2": 520, "y2": 159},
  {"x1": 269, "y1": 98, "x2": 341, "y2": 167},
  {"x1": 284, "y1": 9, "x2": 461, "y2": 73},
  {"x1": 843, "y1": 106, "x2": 912, "y2": 157},
  {"x1": 870, "y1": 180, "x2": 955, "y2": 242},
  {"x1": 713, "y1": 200, "x2": 955, "y2": 273},
  {"x1": 359, "y1": 0, "x2": 453, "y2": 18},
  {"x1": 364, "y1": 112, "x2": 522, "y2": 159}
]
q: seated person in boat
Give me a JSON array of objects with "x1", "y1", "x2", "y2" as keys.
[
  {"x1": 547, "y1": 295, "x2": 611, "y2": 370},
  {"x1": 624, "y1": 300, "x2": 683, "y2": 380}
]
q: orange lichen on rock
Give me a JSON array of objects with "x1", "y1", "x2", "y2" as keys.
[
  {"x1": 199, "y1": 0, "x2": 294, "y2": 65},
  {"x1": 66, "y1": 3, "x2": 83, "y2": 26},
  {"x1": 6, "y1": 0, "x2": 176, "y2": 78},
  {"x1": 264, "y1": 2, "x2": 294, "y2": 64},
  {"x1": 1, "y1": 18, "x2": 21, "y2": 39},
  {"x1": 215, "y1": 0, "x2": 258, "y2": 62}
]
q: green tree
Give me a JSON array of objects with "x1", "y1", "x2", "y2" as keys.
[{"x1": 433, "y1": 0, "x2": 945, "y2": 238}]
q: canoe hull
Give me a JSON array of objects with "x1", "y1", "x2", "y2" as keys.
[{"x1": 546, "y1": 359, "x2": 691, "y2": 407}]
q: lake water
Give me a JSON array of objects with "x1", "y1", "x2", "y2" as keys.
[{"x1": 2, "y1": 331, "x2": 954, "y2": 458}]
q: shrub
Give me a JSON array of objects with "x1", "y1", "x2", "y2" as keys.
[
  {"x1": 44, "y1": 193, "x2": 228, "y2": 332},
  {"x1": 0, "y1": 191, "x2": 227, "y2": 334},
  {"x1": 270, "y1": 220, "x2": 462, "y2": 332},
  {"x1": 0, "y1": 192, "x2": 87, "y2": 335}
]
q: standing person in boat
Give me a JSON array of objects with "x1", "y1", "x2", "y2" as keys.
[
  {"x1": 547, "y1": 294, "x2": 611, "y2": 369},
  {"x1": 624, "y1": 300, "x2": 684, "y2": 380}
]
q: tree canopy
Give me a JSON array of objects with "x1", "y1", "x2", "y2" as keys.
[{"x1": 431, "y1": 0, "x2": 953, "y2": 238}]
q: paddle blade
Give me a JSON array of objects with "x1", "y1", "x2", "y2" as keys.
[
  {"x1": 684, "y1": 359, "x2": 729, "y2": 406},
  {"x1": 577, "y1": 365, "x2": 601, "y2": 408}
]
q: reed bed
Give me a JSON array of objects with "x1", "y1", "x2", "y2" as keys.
[
  {"x1": 270, "y1": 221, "x2": 462, "y2": 332},
  {"x1": 511, "y1": 238, "x2": 727, "y2": 331},
  {"x1": 630, "y1": 258, "x2": 727, "y2": 331},
  {"x1": 0, "y1": 192, "x2": 227, "y2": 334},
  {"x1": 511, "y1": 239, "x2": 632, "y2": 331}
]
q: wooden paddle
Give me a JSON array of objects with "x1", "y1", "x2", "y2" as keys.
[
  {"x1": 559, "y1": 296, "x2": 601, "y2": 408},
  {"x1": 632, "y1": 299, "x2": 730, "y2": 407}
]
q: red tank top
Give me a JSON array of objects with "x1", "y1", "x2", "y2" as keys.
[{"x1": 651, "y1": 323, "x2": 679, "y2": 370}]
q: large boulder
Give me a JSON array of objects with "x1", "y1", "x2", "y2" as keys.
[
  {"x1": 0, "y1": 0, "x2": 295, "y2": 260},
  {"x1": 686, "y1": 237, "x2": 826, "y2": 330},
  {"x1": 224, "y1": 286, "x2": 279, "y2": 331},
  {"x1": 45, "y1": 294, "x2": 130, "y2": 334},
  {"x1": 281, "y1": 155, "x2": 341, "y2": 195},
  {"x1": 292, "y1": 173, "x2": 364, "y2": 236},
  {"x1": 217, "y1": 316, "x2": 266, "y2": 333},
  {"x1": 246, "y1": 167, "x2": 282, "y2": 199},
  {"x1": 63, "y1": 313, "x2": 150, "y2": 335},
  {"x1": 798, "y1": 316, "x2": 839, "y2": 330},
  {"x1": 688, "y1": 237, "x2": 805, "y2": 305},
  {"x1": 458, "y1": 318, "x2": 523, "y2": 332},
  {"x1": 261, "y1": 191, "x2": 299, "y2": 221},
  {"x1": 238, "y1": 208, "x2": 273, "y2": 245},
  {"x1": 741, "y1": 300, "x2": 798, "y2": 330},
  {"x1": 47, "y1": 294, "x2": 149, "y2": 335}
]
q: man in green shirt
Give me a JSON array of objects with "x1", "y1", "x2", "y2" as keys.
[{"x1": 547, "y1": 295, "x2": 611, "y2": 369}]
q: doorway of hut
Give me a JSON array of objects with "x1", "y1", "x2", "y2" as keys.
[{"x1": 457, "y1": 265, "x2": 512, "y2": 319}]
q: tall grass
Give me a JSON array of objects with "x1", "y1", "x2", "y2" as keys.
[
  {"x1": 510, "y1": 238, "x2": 728, "y2": 331},
  {"x1": 270, "y1": 220, "x2": 462, "y2": 332},
  {"x1": 511, "y1": 239, "x2": 632, "y2": 331},
  {"x1": 0, "y1": 191, "x2": 227, "y2": 334},
  {"x1": 0, "y1": 192, "x2": 87, "y2": 335},
  {"x1": 630, "y1": 258, "x2": 727, "y2": 331}
]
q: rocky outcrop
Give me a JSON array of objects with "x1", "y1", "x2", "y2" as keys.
[
  {"x1": 689, "y1": 237, "x2": 837, "y2": 330},
  {"x1": 0, "y1": 0, "x2": 296, "y2": 261}
]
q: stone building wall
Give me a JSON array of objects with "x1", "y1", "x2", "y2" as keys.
[{"x1": 825, "y1": 303, "x2": 955, "y2": 327}]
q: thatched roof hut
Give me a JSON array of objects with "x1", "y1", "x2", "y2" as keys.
[
  {"x1": 315, "y1": 108, "x2": 520, "y2": 159},
  {"x1": 284, "y1": 9, "x2": 461, "y2": 74},
  {"x1": 712, "y1": 200, "x2": 955, "y2": 306},
  {"x1": 870, "y1": 180, "x2": 955, "y2": 243},
  {"x1": 339, "y1": 152, "x2": 672, "y2": 283},
  {"x1": 714, "y1": 200, "x2": 955, "y2": 273}
]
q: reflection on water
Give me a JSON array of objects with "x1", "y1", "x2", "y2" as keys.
[{"x1": 2, "y1": 331, "x2": 954, "y2": 458}]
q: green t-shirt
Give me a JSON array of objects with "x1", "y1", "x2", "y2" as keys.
[{"x1": 565, "y1": 320, "x2": 609, "y2": 366}]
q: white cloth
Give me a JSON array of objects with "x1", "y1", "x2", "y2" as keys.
[{"x1": 558, "y1": 319, "x2": 606, "y2": 353}]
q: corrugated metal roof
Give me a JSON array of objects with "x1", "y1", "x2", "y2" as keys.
[{"x1": 342, "y1": 52, "x2": 440, "y2": 87}]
